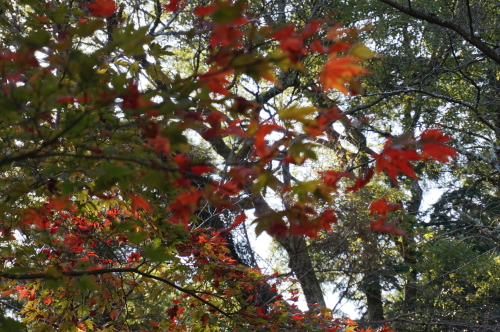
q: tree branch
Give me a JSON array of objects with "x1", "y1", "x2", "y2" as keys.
[
  {"x1": 378, "y1": 0, "x2": 500, "y2": 65},
  {"x1": 0, "y1": 267, "x2": 235, "y2": 318}
]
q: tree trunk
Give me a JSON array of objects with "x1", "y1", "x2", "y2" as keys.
[
  {"x1": 251, "y1": 192, "x2": 326, "y2": 308},
  {"x1": 278, "y1": 235, "x2": 326, "y2": 307},
  {"x1": 399, "y1": 179, "x2": 422, "y2": 311},
  {"x1": 361, "y1": 272, "x2": 384, "y2": 321}
]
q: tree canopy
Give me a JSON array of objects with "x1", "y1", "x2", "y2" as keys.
[{"x1": 1, "y1": 0, "x2": 498, "y2": 331}]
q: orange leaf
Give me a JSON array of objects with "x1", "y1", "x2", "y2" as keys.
[
  {"x1": 319, "y1": 55, "x2": 368, "y2": 94},
  {"x1": 109, "y1": 310, "x2": 119, "y2": 320},
  {"x1": 344, "y1": 317, "x2": 358, "y2": 326},
  {"x1": 43, "y1": 296, "x2": 53, "y2": 306},
  {"x1": 131, "y1": 195, "x2": 151, "y2": 212},
  {"x1": 47, "y1": 196, "x2": 71, "y2": 211}
]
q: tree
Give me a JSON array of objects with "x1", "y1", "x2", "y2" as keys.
[
  {"x1": 278, "y1": 0, "x2": 500, "y2": 330},
  {"x1": 0, "y1": 0, "x2": 456, "y2": 331}
]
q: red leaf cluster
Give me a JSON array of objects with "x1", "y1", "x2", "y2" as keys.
[
  {"x1": 374, "y1": 129, "x2": 456, "y2": 185},
  {"x1": 82, "y1": 0, "x2": 117, "y2": 18},
  {"x1": 163, "y1": 0, "x2": 187, "y2": 12},
  {"x1": 199, "y1": 69, "x2": 233, "y2": 96},
  {"x1": 370, "y1": 198, "x2": 402, "y2": 217},
  {"x1": 420, "y1": 129, "x2": 457, "y2": 162},
  {"x1": 272, "y1": 21, "x2": 323, "y2": 62}
]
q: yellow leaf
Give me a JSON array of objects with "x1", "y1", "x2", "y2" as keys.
[
  {"x1": 279, "y1": 106, "x2": 317, "y2": 121},
  {"x1": 349, "y1": 44, "x2": 375, "y2": 59},
  {"x1": 114, "y1": 60, "x2": 130, "y2": 66}
]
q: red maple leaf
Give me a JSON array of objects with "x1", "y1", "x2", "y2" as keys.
[
  {"x1": 83, "y1": 0, "x2": 117, "y2": 18},
  {"x1": 219, "y1": 213, "x2": 246, "y2": 233},
  {"x1": 272, "y1": 25, "x2": 295, "y2": 40},
  {"x1": 193, "y1": 5, "x2": 216, "y2": 15},
  {"x1": 22, "y1": 208, "x2": 50, "y2": 229},
  {"x1": 191, "y1": 165, "x2": 213, "y2": 174},
  {"x1": 121, "y1": 82, "x2": 154, "y2": 110},
  {"x1": 146, "y1": 134, "x2": 171, "y2": 155},
  {"x1": 199, "y1": 69, "x2": 233, "y2": 96},
  {"x1": 210, "y1": 25, "x2": 244, "y2": 48},
  {"x1": 163, "y1": 0, "x2": 186, "y2": 12},
  {"x1": 167, "y1": 188, "x2": 203, "y2": 228},
  {"x1": 305, "y1": 108, "x2": 343, "y2": 137},
  {"x1": 310, "y1": 39, "x2": 351, "y2": 54},
  {"x1": 213, "y1": 180, "x2": 242, "y2": 196},
  {"x1": 46, "y1": 196, "x2": 70, "y2": 211},
  {"x1": 127, "y1": 252, "x2": 142, "y2": 263},
  {"x1": 173, "y1": 153, "x2": 191, "y2": 171},
  {"x1": 280, "y1": 37, "x2": 307, "y2": 62},
  {"x1": 320, "y1": 170, "x2": 352, "y2": 190},
  {"x1": 167, "y1": 305, "x2": 180, "y2": 319},
  {"x1": 370, "y1": 216, "x2": 406, "y2": 236},
  {"x1": 272, "y1": 25, "x2": 310, "y2": 62},
  {"x1": 253, "y1": 123, "x2": 284, "y2": 162},
  {"x1": 300, "y1": 20, "x2": 322, "y2": 38},
  {"x1": 346, "y1": 167, "x2": 374, "y2": 192},
  {"x1": 370, "y1": 198, "x2": 403, "y2": 216},
  {"x1": 320, "y1": 209, "x2": 337, "y2": 231},
  {"x1": 419, "y1": 129, "x2": 457, "y2": 162},
  {"x1": 266, "y1": 220, "x2": 288, "y2": 238},
  {"x1": 373, "y1": 139, "x2": 423, "y2": 185}
]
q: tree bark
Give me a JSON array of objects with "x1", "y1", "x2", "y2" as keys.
[
  {"x1": 361, "y1": 272, "x2": 384, "y2": 321},
  {"x1": 278, "y1": 235, "x2": 326, "y2": 307},
  {"x1": 251, "y1": 192, "x2": 326, "y2": 308}
]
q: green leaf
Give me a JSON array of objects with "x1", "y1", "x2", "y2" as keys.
[
  {"x1": 143, "y1": 245, "x2": 173, "y2": 262},
  {"x1": 128, "y1": 231, "x2": 147, "y2": 244},
  {"x1": 72, "y1": 19, "x2": 105, "y2": 38},
  {"x1": 76, "y1": 275, "x2": 99, "y2": 292},
  {"x1": 212, "y1": 0, "x2": 246, "y2": 24},
  {"x1": 0, "y1": 315, "x2": 25, "y2": 332},
  {"x1": 149, "y1": 43, "x2": 175, "y2": 57},
  {"x1": 23, "y1": 29, "x2": 51, "y2": 47},
  {"x1": 278, "y1": 106, "x2": 317, "y2": 121},
  {"x1": 112, "y1": 24, "x2": 153, "y2": 56}
]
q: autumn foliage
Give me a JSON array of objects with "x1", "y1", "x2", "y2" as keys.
[{"x1": 0, "y1": 0, "x2": 456, "y2": 331}]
